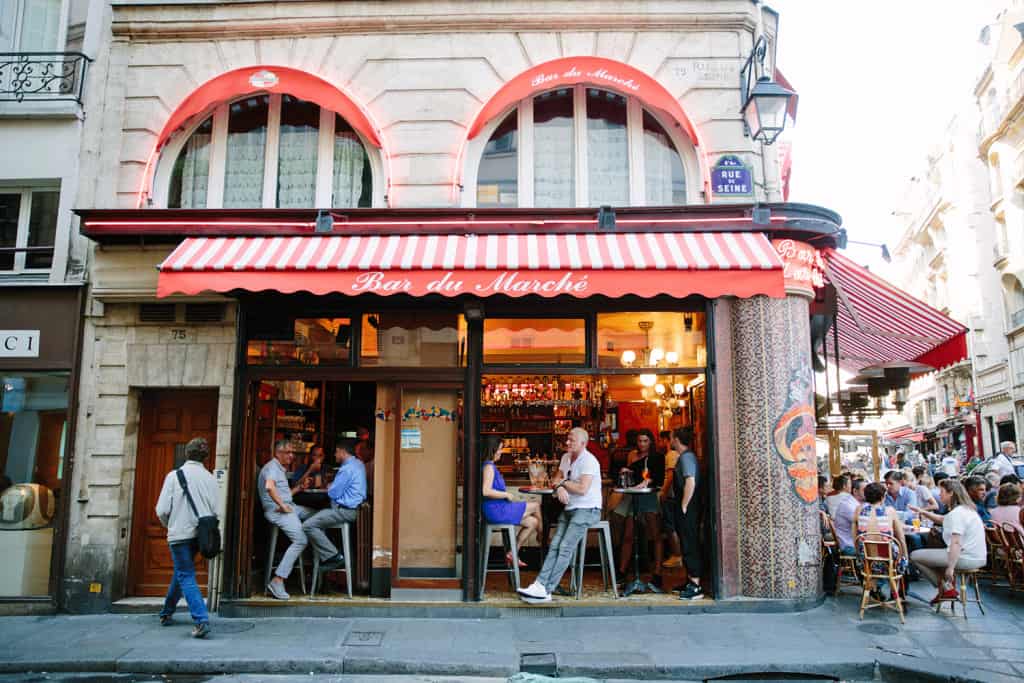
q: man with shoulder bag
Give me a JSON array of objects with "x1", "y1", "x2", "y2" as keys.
[{"x1": 155, "y1": 437, "x2": 219, "y2": 638}]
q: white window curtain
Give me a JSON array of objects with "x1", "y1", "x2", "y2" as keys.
[
  {"x1": 0, "y1": 3, "x2": 18, "y2": 52},
  {"x1": 178, "y1": 127, "x2": 211, "y2": 208},
  {"x1": 277, "y1": 124, "x2": 318, "y2": 209},
  {"x1": 333, "y1": 132, "x2": 365, "y2": 207},
  {"x1": 586, "y1": 91, "x2": 629, "y2": 206},
  {"x1": 533, "y1": 91, "x2": 575, "y2": 208},
  {"x1": 644, "y1": 126, "x2": 676, "y2": 205},
  {"x1": 223, "y1": 127, "x2": 266, "y2": 208}
]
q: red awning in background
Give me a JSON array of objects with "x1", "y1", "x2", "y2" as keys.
[
  {"x1": 823, "y1": 249, "x2": 968, "y2": 372},
  {"x1": 157, "y1": 232, "x2": 784, "y2": 299},
  {"x1": 882, "y1": 426, "x2": 925, "y2": 443},
  {"x1": 774, "y1": 68, "x2": 799, "y2": 124}
]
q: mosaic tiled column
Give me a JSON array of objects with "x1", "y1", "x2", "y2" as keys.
[{"x1": 730, "y1": 293, "x2": 821, "y2": 599}]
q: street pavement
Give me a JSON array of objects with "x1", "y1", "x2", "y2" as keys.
[{"x1": 0, "y1": 586, "x2": 1022, "y2": 682}]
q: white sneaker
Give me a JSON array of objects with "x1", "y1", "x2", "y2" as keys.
[
  {"x1": 520, "y1": 593, "x2": 553, "y2": 604},
  {"x1": 266, "y1": 581, "x2": 290, "y2": 600},
  {"x1": 662, "y1": 555, "x2": 683, "y2": 568},
  {"x1": 516, "y1": 581, "x2": 550, "y2": 600}
]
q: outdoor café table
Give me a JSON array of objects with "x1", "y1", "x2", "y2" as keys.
[
  {"x1": 614, "y1": 486, "x2": 662, "y2": 596},
  {"x1": 293, "y1": 488, "x2": 331, "y2": 510},
  {"x1": 519, "y1": 487, "x2": 559, "y2": 556}
]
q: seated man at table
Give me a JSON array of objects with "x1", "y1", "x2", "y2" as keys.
[
  {"x1": 261, "y1": 440, "x2": 314, "y2": 600},
  {"x1": 302, "y1": 438, "x2": 367, "y2": 572},
  {"x1": 518, "y1": 427, "x2": 602, "y2": 603}
]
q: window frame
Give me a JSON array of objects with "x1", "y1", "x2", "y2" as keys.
[
  {"x1": 1, "y1": 0, "x2": 69, "y2": 53},
  {"x1": 462, "y1": 84, "x2": 702, "y2": 208},
  {"x1": 152, "y1": 93, "x2": 385, "y2": 209},
  {"x1": 0, "y1": 183, "x2": 61, "y2": 275}
]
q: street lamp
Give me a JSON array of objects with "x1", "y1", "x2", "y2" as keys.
[{"x1": 739, "y1": 36, "x2": 796, "y2": 145}]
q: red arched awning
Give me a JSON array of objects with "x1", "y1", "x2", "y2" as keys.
[
  {"x1": 466, "y1": 57, "x2": 700, "y2": 146},
  {"x1": 158, "y1": 66, "x2": 381, "y2": 149}
]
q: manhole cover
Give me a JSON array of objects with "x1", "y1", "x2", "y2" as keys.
[
  {"x1": 857, "y1": 623, "x2": 899, "y2": 636},
  {"x1": 213, "y1": 620, "x2": 255, "y2": 634},
  {"x1": 344, "y1": 631, "x2": 384, "y2": 646}
]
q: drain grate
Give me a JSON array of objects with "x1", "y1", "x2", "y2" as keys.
[
  {"x1": 344, "y1": 630, "x2": 384, "y2": 646},
  {"x1": 520, "y1": 652, "x2": 557, "y2": 676},
  {"x1": 857, "y1": 622, "x2": 899, "y2": 636},
  {"x1": 212, "y1": 620, "x2": 255, "y2": 634}
]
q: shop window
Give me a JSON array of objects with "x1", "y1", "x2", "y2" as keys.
[
  {"x1": 0, "y1": 372, "x2": 69, "y2": 597},
  {"x1": 165, "y1": 94, "x2": 373, "y2": 209},
  {"x1": 482, "y1": 318, "x2": 586, "y2": 365},
  {"x1": 597, "y1": 312, "x2": 706, "y2": 369},
  {"x1": 247, "y1": 317, "x2": 352, "y2": 365},
  {"x1": 0, "y1": 185, "x2": 60, "y2": 272},
  {"x1": 360, "y1": 312, "x2": 463, "y2": 367},
  {"x1": 472, "y1": 86, "x2": 692, "y2": 207}
]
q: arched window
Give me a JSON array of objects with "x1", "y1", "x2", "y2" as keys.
[
  {"x1": 1004, "y1": 276, "x2": 1024, "y2": 328},
  {"x1": 161, "y1": 93, "x2": 373, "y2": 209},
  {"x1": 471, "y1": 86, "x2": 692, "y2": 208}
]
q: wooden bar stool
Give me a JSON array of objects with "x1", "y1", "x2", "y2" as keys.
[
  {"x1": 264, "y1": 525, "x2": 306, "y2": 595},
  {"x1": 570, "y1": 520, "x2": 618, "y2": 599},
  {"x1": 934, "y1": 568, "x2": 985, "y2": 618},
  {"x1": 310, "y1": 521, "x2": 353, "y2": 598},
  {"x1": 479, "y1": 523, "x2": 520, "y2": 599}
]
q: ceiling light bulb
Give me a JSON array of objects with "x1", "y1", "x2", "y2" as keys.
[
  {"x1": 621, "y1": 350, "x2": 636, "y2": 366},
  {"x1": 655, "y1": 383, "x2": 666, "y2": 395},
  {"x1": 639, "y1": 373, "x2": 657, "y2": 387},
  {"x1": 665, "y1": 351, "x2": 678, "y2": 365},
  {"x1": 673, "y1": 383, "x2": 685, "y2": 395},
  {"x1": 650, "y1": 348, "x2": 664, "y2": 364}
]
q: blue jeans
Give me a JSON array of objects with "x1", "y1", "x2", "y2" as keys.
[{"x1": 160, "y1": 539, "x2": 209, "y2": 624}]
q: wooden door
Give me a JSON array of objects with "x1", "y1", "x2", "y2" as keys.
[{"x1": 128, "y1": 390, "x2": 218, "y2": 597}]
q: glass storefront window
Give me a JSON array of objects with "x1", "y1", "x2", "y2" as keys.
[
  {"x1": 360, "y1": 312, "x2": 463, "y2": 367},
  {"x1": 477, "y1": 111, "x2": 518, "y2": 207},
  {"x1": 483, "y1": 319, "x2": 586, "y2": 365},
  {"x1": 597, "y1": 312, "x2": 706, "y2": 368},
  {"x1": 247, "y1": 318, "x2": 352, "y2": 365},
  {"x1": 0, "y1": 372, "x2": 69, "y2": 596}
]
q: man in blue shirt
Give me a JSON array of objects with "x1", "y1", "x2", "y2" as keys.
[
  {"x1": 884, "y1": 470, "x2": 924, "y2": 557},
  {"x1": 964, "y1": 475, "x2": 992, "y2": 524},
  {"x1": 302, "y1": 438, "x2": 367, "y2": 571}
]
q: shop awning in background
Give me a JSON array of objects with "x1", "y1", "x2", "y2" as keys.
[
  {"x1": 823, "y1": 249, "x2": 968, "y2": 372},
  {"x1": 882, "y1": 425, "x2": 924, "y2": 443},
  {"x1": 157, "y1": 232, "x2": 784, "y2": 299}
]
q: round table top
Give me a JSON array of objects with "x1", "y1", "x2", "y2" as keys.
[
  {"x1": 613, "y1": 487, "x2": 654, "y2": 494},
  {"x1": 519, "y1": 487, "x2": 554, "y2": 495}
]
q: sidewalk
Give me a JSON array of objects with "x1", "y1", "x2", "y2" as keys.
[{"x1": 0, "y1": 587, "x2": 1021, "y2": 682}]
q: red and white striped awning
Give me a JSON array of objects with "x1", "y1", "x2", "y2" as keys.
[
  {"x1": 823, "y1": 249, "x2": 968, "y2": 372},
  {"x1": 157, "y1": 232, "x2": 784, "y2": 299}
]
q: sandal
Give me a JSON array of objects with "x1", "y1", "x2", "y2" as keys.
[{"x1": 505, "y1": 551, "x2": 527, "y2": 568}]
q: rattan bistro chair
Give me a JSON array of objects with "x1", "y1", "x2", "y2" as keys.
[
  {"x1": 1000, "y1": 523, "x2": 1024, "y2": 592},
  {"x1": 856, "y1": 532, "x2": 905, "y2": 624},
  {"x1": 826, "y1": 514, "x2": 860, "y2": 596},
  {"x1": 983, "y1": 524, "x2": 1011, "y2": 586}
]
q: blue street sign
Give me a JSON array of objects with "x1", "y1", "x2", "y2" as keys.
[{"x1": 711, "y1": 155, "x2": 753, "y2": 196}]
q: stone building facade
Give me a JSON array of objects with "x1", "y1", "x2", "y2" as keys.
[{"x1": 62, "y1": 0, "x2": 835, "y2": 613}]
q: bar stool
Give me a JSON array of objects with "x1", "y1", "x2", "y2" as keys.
[
  {"x1": 264, "y1": 525, "x2": 306, "y2": 595},
  {"x1": 310, "y1": 522, "x2": 353, "y2": 598},
  {"x1": 570, "y1": 520, "x2": 618, "y2": 599},
  {"x1": 479, "y1": 523, "x2": 520, "y2": 598},
  {"x1": 934, "y1": 568, "x2": 985, "y2": 618}
]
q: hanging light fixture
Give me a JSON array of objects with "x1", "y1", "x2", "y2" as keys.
[{"x1": 639, "y1": 374, "x2": 657, "y2": 388}]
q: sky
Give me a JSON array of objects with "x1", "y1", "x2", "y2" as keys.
[{"x1": 769, "y1": 0, "x2": 1003, "y2": 271}]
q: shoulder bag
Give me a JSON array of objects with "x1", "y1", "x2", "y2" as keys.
[{"x1": 175, "y1": 468, "x2": 222, "y2": 559}]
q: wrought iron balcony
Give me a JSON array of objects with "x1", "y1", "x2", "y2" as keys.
[{"x1": 0, "y1": 52, "x2": 90, "y2": 105}]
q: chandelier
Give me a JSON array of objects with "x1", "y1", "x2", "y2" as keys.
[{"x1": 620, "y1": 320, "x2": 680, "y2": 368}]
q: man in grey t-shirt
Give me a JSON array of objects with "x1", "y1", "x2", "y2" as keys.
[
  {"x1": 670, "y1": 427, "x2": 704, "y2": 600},
  {"x1": 260, "y1": 439, "x2": 314, "y2": 600}
]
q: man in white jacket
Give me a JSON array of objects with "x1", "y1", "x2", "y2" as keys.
[{"x1": 155, "y1": 437, "x2": 218, "y2": 638}]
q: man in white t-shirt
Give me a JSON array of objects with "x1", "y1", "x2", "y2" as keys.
[
  {"x1": 939, "y1": 444, "x2": 959, "y2": 477},
  {"x1": 518, "y1": 427, "x2": 602, "y2": 603},
  {"x1": 992, "y1": 442, "x2": 1018, "y2": 479}
]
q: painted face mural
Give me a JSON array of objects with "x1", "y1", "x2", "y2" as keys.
[{"x1": 773, "y1": 366, "x2": 818, "y2": 504}]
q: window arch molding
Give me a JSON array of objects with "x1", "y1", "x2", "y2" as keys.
[
  {"x1": 151, "y1": 93, "x2": 385, "y2": 209},
  {"x1": 460, "y1": 84, "x2": 703, "y2": 208}
]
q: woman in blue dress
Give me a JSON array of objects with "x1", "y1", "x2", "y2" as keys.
[{"x1": 482, "y1": 436, "x2": 542, "y2": 567}]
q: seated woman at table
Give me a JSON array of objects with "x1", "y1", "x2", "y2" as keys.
[
  {"x1": 909, "y1": 478, "x2": 987, "y2": 603},
  {"x1": 609, "y1": 428, "x2": 666, "y2": 588},
  {"x1": 990, "y1": 482, "x2": 1024, "y2": 535},
  {"x1": 852, "y1": 482, "x2": 909, "y2": 593},
  {"x1": 481, "y1": 436, "x2": 543, "y2": 567}
]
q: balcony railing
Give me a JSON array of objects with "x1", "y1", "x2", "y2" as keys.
[{"x1": 0, "y1": 52, "x2": 90, "y2": 105}]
